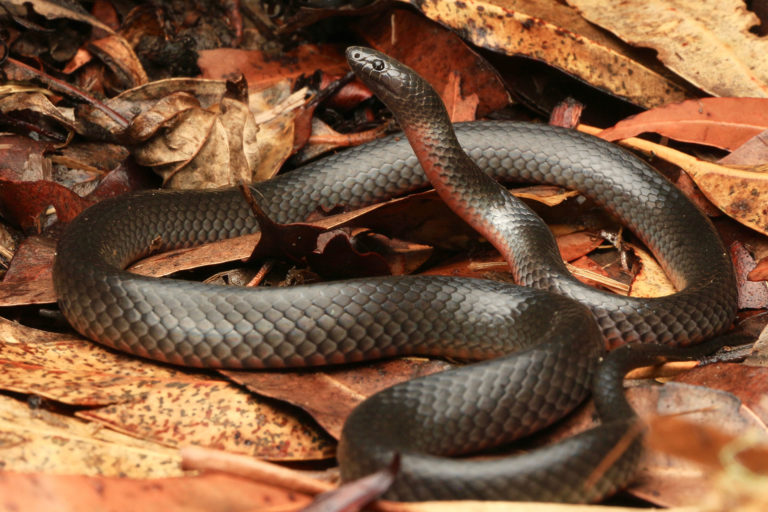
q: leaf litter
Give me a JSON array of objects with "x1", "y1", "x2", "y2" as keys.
[{"x1": 0, "y1": 0, "x2": 767, "y2": 510}]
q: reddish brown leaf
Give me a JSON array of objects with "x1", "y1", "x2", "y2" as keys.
[
  {"x1": 442, "y1": 71, "x2": 479, "y2": 123},
  {"x1": 0, "y1": 471, "x2": 313, "y2": 512},
  {"x1": 749, "y1": 257, "x2": 768, "y2": 281},
  {"x1": 720, "y1": 128, "x2": 768, "y2": 166},
  {"x1": 198, "y1": 44, "x2": 349, "y2": 90},
  {"x1": 557, "y1": 231, "x2": 604, "y2": 261},
  {"x1": 0, "y1": 179, "x2": 91, "y2": 231},
  {"x1": 224, "y1": 359, "x2": 452, "y2": 439},
  {"x1": 0, "y1": 279, "x2": 56, "y2": 306},
  {"x1": 87, "y1": 160, "x2": 156, "y2": 201},
  {"x1": 307, "y1": 231, "x2": 391, "y2": 279},
  {"x1": 599, "y1": 98, "x2": 768, "y2": 151},
  {"x1": 549, "y1": 98, "x2": 585, "y2": 129},
  {"x1": 322, "y1": 75, "x2": 373, "y2": 110},
  {"x1": 356, "y1": 8, "x2": 508, "y2": 118},
  {"x1": 647, "y1": 415, "x2": 768, "y2": 474},
  {"x1": 0, "y1": 135, "x2": 53, "y2": 180},
  {"x1": 87, "y1": 35, "x2": 149, "y2": 88},
  {"x1": 673, "y1": 362, "x2": 768, "y2": 426},
  {"x1": 731, "y1": 241, "x2": 768, "y2": 309},
  {"x1": 1, "y1": 236, "x2": 55, "y2": 283}
]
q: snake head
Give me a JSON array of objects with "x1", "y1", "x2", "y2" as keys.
[{"x1": 346, "y1": 46, "x2": 433, "y2": 113}]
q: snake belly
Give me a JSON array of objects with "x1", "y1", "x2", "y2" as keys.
[{"x1": 53, "y1": 48, "x2": 737, "y2": 502}]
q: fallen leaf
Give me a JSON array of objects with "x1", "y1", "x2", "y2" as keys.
[
  {"x1": 731, "y1": 241, "x2": 768, "y2": 310},
  {"x1": 357, "y1": 8, "x2": 509, "y2": 118},
  {"x1": 198, "y1": 44, "x2": 349, "y2": 90},
  {"x1": 720, "y1": 129, "x2": 768, "y2": 166},
  {"x1": 1, "y1": 0, "x2": 116, "y2": 35},
  {"x1": 0, "y1": 395, "x2": 181, "y2": 477},
  {"x1": 0, "y1": 179, "x2": 91, "y2": 231},
  {"x1": 583, "y1": 124, "x2": 768, "y2": 236},
  {"x1": 0, "y1": 471, "x2": 312, "y2": 512},
  {"x1": 565, "y1": 0, "x2": 768, "y2": 97},
  {"x1": 225, "y1": 359, "x2": 452, "y2": 439},
  {"x1": 404, "y1": 0, "x2": 687, "y2": 108},
  {"x1": 673, "y1": 362, "x2": 768, "y2": 426},
  {"x1": 629, "y1": 242, "x2": 676, "y2": 298},
  {"x1": 0, "y1": 278, "x2": 57, "y2": 306},
  {"x1": 599, "y1": 98, "x2": 768, "y2": 151},
  {"x1": 1, "y1": 236, "x2": 55, "y2": 284},
  {"x1": 0, "y1": 323, "x2": 334, "y2": 461},
  {"x1": 87, "y1": 34, "x2": 148, "y2": 88},
  {"x1": 0, "y1": 92, "x2": 76, "y2": 139}
]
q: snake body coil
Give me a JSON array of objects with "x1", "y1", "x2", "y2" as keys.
[{"x1": 53, "y1": 47, "x2": 736, "y2": 501}]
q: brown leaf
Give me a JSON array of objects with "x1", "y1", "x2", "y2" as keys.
[
  {"x1": 0, "y1": 278, "x2": 57, "y2": 306},
  {"x1": 0, "y1": 92, "x2": 76, "y2": 139},
  {"x1": 357, "y1": 8, "x2": 509, "y2": 117},
  {"x1": 87, "y1": 35, "x2": 149, "y2": 88},
  {"x1": 749, "y1": 257, "x2": 768, "y2": 282},
  {"x1": 720, "y1": 129, "x2": 768, "y2": 166},
  {"x1": 1, "y1": 236, "x2": 55, "y2": 283},
  {"x1": 731, "y1": 241, "x2": 768, "y2": 309},
  {"x1": 630, "y1": 382, "x2": 765, "y2": 507},
  {"x1": 648, "y1": 415, "x2": 768, "y2": 473},
  {"x1": 441, "y1": 71, "x2": 479, "y2": 123},
  {"x1": 600, "y1": 98, "x2": 768, "y2": 151},
  {"x1": 565, "y1": 0, "x2": 768, "y2": 97},
  {"x1": 0, "y1": 135, "x2": 53, "y2": 181},
  {"x1": 629, "y1": 242, "x2": 676, "y2": 298},
  {"x1": 1, "y1": 0, "x2": 117, "y2": 35},
  {"x1": 0, "y1": 179, "x2": 91, "y2": 231},
  {"x1": 406, "y1": 0, "x2": 687, "y2": 108},
  {"x1": 0, "y1": 471, "x2": 313, "y2": 512},
  {"x1": 224, "y1": 359, "x2": 451, "y2": 439},
  {"x1": 0, "y1": 324, "x2": 334, "y2": 460},
  {"x1": 674, "y1": 362, "x2": 768, "y2": 426},
  {"x1": 585, "y1": 124, "x2": 768, "y2": 236},
  {"x1": 181, "y1": 445, "x2": 334, "y2": 495},
  {"x1": 198, "y1": 44, "x2": 349, "y2": 90},
  {"x1": 307, "y1": 231, "x2": 392, "y2": 279}
]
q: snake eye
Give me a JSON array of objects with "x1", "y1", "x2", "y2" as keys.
[
  {"x1": 353, "y1": 52, "x2": 360, "y2": 59},
  {"x1": 372, "y1": 59, "x2": 385, "y2": 71}
]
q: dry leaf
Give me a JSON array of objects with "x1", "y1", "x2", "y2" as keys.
[
  {"x1": 87, "y1": 35, "x2": 148, "y2": 88},
  {"x1": 357, "y1": 8, "x2": 508, "y2": 117},
  {"x1": 674, "y1": 362, "x2": 768, "y2": 426},
  {"x1": 599, "y1": 98, "x2": 768, "y2": 151},
  {"x1": 0, "y1": 471, "x2": 313, "y2": 512},
  {"x1": 583, "y1": 124, "x2": 768, "y2": 236},
  {"x1": 441, "y1": 71, "x2": 479, "y2": 123},
  {"x1": 628, "y1": 382, "x2": 766, "y2": 507},
  {"x1": 115, "y1": 79, "x2": 300, "y2": 188},
  {"x1": 627, "y1": 242, "x2": 676, "y2": 298},
  {"x1": 403, "y1": 0, "x2": 687, "y2": 108},
  {"x1": 0, "y1": 395, "x2": 181, "y2": 477},
  {"x1": 198, "y1": 44, "x2": 349, "y2": 90},
  {"x1": 720, "y1": 129, "x2": 768, "y2": 166},
  {"x1": 565, "y1": 0, "x2": 768, "y2": 97},
  {"x1": 0, "y1": 324, "x2": 334, "y2": 461},
  {"x1": 225, "y1": 359, "x2": 452, "y2": 439},
  {"x1": 647, "y1": 416, "x2": 768, "y2": 511},
  {"x1": 0, "y1": 92, "x2": 77, "y2": 136},
  {"x1": 1, "y1": 0, "x2": 116, "y2": 35}
]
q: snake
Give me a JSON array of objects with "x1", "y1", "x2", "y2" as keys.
[{"x1": 52, "y1": 47, "x2": 737, "y2": 502}]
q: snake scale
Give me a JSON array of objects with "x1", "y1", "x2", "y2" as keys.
[{"x1": 53, "y1": 47, "x2": 737, "y2": 501}]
